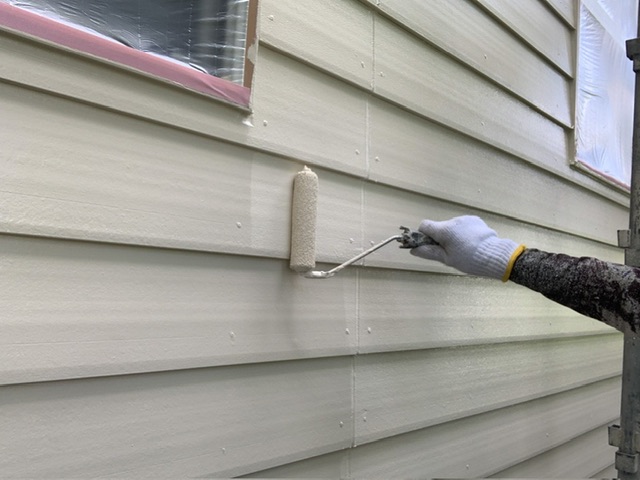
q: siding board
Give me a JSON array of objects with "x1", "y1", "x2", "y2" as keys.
[
  {"x1": 369, "y1": 0, "x2": 572, "y2": 124},
  {"x1": 545, "y1": 0, "x2": 578, "y2": 27},
  {"x1": 0, "y1": 0, "x2": 627, "y2": 476},
  {"x1": 373, "y1": 17, "x2": 570, "y2": 177},
  {"x1": 361, "y1": 182, "x2": 623, "y2": 275},
  {"x1": 0, "y1": 235, "x2": 358, "y2": 384},
  {"x1": 358, "y1": 271, "x2": 615, "y2": 355},
  {"x1": 491, "y1": 424, "x2": 617, "y2": 478},
  {"x1": 475, "y1": 0, "x2": 574, "y2": 76},
  {"x1": 0, "y1": 19, "x2": 628, "y2": 208},
  {"x1": 368, "y1": 98, "x2": 630, "y2": 235},
  {"x1": 593, "y1": 463, "x2": 618, "y2": 478},
  {"x1": 349, "y1": 378, "x2": 619, "y2": 478},
  {"x1": 259, "y1": 0, "x2": 374, "y2": 88},
  {"x1": 0, "y1": 80, "x2": 364, "y2": 261},
  {"x1": 0, "y1": 29, "x2": 252, "y2": 145},
  {"x1": 0, "y1": 358, "x2": 353, "y2": 478},
  {"x1": 0, "y1": 31, "x2": 368, "y2": 177},
  {"x1": 355, "y1": 335, "x2": 622, "y2": 445},
  {"x1": 248, "y1": 46, "x2": 368, "y2": 176},
  {"x1": 246, "y1": 377, "x2": 620, "y2": 478}
]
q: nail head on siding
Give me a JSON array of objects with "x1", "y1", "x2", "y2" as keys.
[
  {"x1": 374, "y1": 156, "x2": 380, "y2": 162},
  {"x1": 263, "y1": 120, "x2": 268, "y2": 127},
  {"x1": 367, "y1": 327, "x2": 372, "y2": 334},
  {"x1": 268, "y1": 15, "x2": 274, "y2": 21},
  {"x1": 349, "y1": 238, "x2": 355, "y2": 243},
  {"x1": 355, "y1": 149, "x2": 360, "y2": 155},
  {"x1": 230, "y1": 331, "x2": 235, "y2": 339},
  {"x1": 236, "y1": 222, "x2": 242, "y2": 228},
  {"x1": 221, "y1": 448, "x2": 226, "y2": 454},
  {"x1": 345, "y1": 328, "x2": 350, "y2": 335},
  {"x1": 339, "y1": 421, "x2": 344, "y2": 428}
]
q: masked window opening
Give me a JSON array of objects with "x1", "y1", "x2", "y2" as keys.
[
  {"x1": 1, "y1": 0, "x2": 250, "y2": 86},
  {"x1": 575, "y1": 0, "x2": 637, "y2": 189}
]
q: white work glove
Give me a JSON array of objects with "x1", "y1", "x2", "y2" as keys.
[{"x1": 410, "y1": 216, "x2": 525, "y2": 281}]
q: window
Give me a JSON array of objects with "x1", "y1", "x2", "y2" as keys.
[
  {"x1": 0, "y1": 0, "x2": 257, "y2": 106},
  {"x1": 574, "y1": 0, "x2": 637, "y2": 189}
]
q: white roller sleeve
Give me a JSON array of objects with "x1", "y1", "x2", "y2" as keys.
[{"x1": 290, "y1": 166, "x2": 318, "y2": 272}]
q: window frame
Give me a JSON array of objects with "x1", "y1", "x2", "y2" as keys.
[
  {"x1": 0, "y1": 1, "x2": 258, "y2": 108},
  {"x1": 572, "y1": 0, "x2": 636, "y2": 192}
]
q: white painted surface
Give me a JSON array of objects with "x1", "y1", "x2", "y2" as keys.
[
  {"x1": 0, "y1": 0, "x2": 625, "y2": 477},
  {"x1": 246, "y1": 377, "x2": 620, "y2": 478},
  {"x1": 369, "y1": 0, "x2": 572, "y2": 123},
  {"x1": 0, "y1": 358, "x2": 353, "y2": 478},
  {"x1": 491, "y1": 425, "x2": 617, "y2": 478},
  {"x1": 354, "y1": 335, "x2": 621, "y2": 444},
  {"x1": 546, "y1": 0, "x2": 578, "y2": 27},
  {"x1": 259, "y1": 0, "x2": 374, "y2": 88},
  {"x1": 0, "y1": 235, "x2": 358, "y2": 384},
  {"x1": 475, "y1": 0, "x2": 574, "y2": 76}
]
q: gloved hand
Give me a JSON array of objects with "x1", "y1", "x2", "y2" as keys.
[{"x1": 410, "y1": 215, "x2": 525, "y2": 281}]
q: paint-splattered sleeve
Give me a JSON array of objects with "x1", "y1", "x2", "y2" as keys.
[{"x1": 508, "y1": 249, "x2": 640, "y2": 335}]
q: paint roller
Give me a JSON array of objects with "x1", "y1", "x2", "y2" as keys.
[{"x1": 289, "y1": 166, "x2": 436, "y2": 278}]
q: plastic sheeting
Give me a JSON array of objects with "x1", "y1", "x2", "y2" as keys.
[
  {"x1": 576, "y1": 0, "x2": 637, "y2": 187},
  {"x1": 1, "y1": 0, "x2": 249, "y2": 84}
]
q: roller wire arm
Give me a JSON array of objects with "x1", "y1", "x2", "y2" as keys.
[{"x1": 304, "y1": 226, "x2": 436, "y2": 278}]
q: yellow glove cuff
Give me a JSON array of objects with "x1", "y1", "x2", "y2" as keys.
[{"x1": 501, "y1": 244, "x2": 526, "y2": 282}]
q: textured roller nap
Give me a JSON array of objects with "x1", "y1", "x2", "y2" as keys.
[{"x1": 290, "y1": 166, "x2": 318, "y2": 272}]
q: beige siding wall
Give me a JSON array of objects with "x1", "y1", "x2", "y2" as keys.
[{"x1": 0, "y1": 0, "x2": 627, "y2": 477}]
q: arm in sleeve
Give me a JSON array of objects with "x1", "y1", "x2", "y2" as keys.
[{"x1": 508, "y1": 249, "x2": 640, "y2": 335}]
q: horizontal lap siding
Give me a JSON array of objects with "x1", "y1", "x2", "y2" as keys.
[
  {"x1": 369, "y1": 0, "x2": 572, "y2": 124},
  {"x1": 0, "y1": 0, "x2": 626, "y2": 478},
  {"x1": 475, "y1": 0, "x2": 574, "y2": 76},
  {"x1": 373, "y1": 18, "x2": 569, "y2": 174},
  {"x1": 0, "y1": 79, "x2": 366, "y2": 263},
  {"x1": 0, "y1": 235, "x2": 358, "y2": 384},
  {"x1": 354, "y1": 335, "x2": 622, "y2": 445},
  {"x1": 491, "y1": 425, "x2": 617, "y2": 478},
  {"x1": 246, "y1": 377, "x2": 621, "y2": 478},
  {"x1": 0, "y1": 358, "x2": 353, "y2": 478}
]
